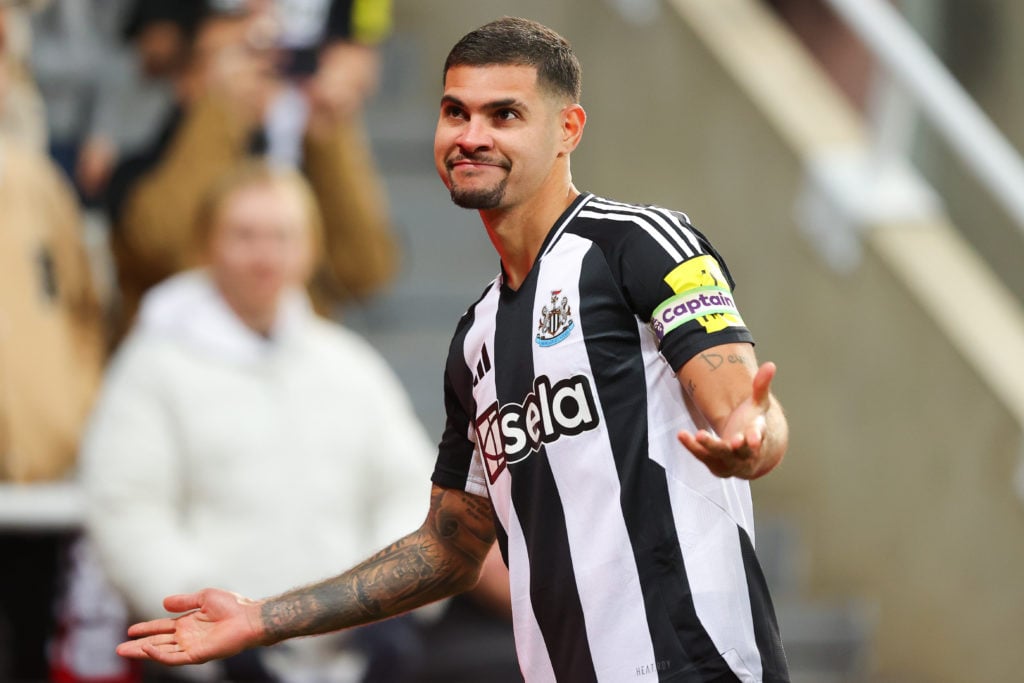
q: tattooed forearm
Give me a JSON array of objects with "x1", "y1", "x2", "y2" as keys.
[
  {"x1": 261, "y1": 540, "x2": 454, "y2": 641},
  {"x1": 259, "y1": 486, "x2": 495, "y2": 645}
]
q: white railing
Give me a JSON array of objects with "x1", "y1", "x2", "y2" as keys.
[{"x1": 822, "y1": 0, "x2": 1024, "y2": 236}]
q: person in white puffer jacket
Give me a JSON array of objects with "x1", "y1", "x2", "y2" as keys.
[{"x1": 79, "y1": 159, "x2": 436, "y2": 682}]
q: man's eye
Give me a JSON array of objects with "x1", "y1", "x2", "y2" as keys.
[
  {"x1": 496, "y1": 109, "x2": 519, "y2": 121},
  {"x1": 444, "y1": 106, "x2": 467, "y2": 119}
]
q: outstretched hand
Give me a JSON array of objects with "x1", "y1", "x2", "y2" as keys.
[
  {"x1": 116, "y1": 589, "x2": 264, "y2": 666},
  {"x1": 678, "y1": 361, "x2": 779, "y2": 479}
]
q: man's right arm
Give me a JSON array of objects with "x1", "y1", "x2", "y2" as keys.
[
  {"x1": 117, "y1": 484, "x2": 496, "y2": 665},
  {"x1": 260, "y1": 484, "x2": 495, "y2": 642}
]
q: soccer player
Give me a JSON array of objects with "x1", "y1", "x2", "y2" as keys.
[{"x1": 117, "y1": 17, "x2": 791, "y2": 682}]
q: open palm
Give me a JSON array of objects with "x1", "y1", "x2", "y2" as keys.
[
  {"x1": 116, "y1": 589, "x2": 264, "y2": 666},
  {"x1": 678, "y1": 361, "x2": 777, "y2": 479}
]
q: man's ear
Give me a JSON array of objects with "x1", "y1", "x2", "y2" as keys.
[{"x1": 559, "y1": 103, "x2": 587, "y2": 155}]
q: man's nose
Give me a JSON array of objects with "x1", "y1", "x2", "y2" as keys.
[
  {"x1": 456, "y1": 116, "x2": 493, "y2": 151},
  {"x1": 251, "y1": 234, "x2": 288, "y2": 262}
]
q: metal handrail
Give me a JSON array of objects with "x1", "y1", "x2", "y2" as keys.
[{"x1": 822, "y1": 0, "x2": 1024, "y2": 236}]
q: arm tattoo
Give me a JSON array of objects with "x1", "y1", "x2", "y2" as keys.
[
  {"x1": 700, "y1": 351, "x2": 752, "y2": 372},
  {"x1": 260, "y1": 487, "x2": 495, "y2": 644},
  {"x1": 727, "y1": 353, "x2": 752, "y2": 369},
  {"x1": 700, "y1": 352, "x2": 724, "y2": 370}
]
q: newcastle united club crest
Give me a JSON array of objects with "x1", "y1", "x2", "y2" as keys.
[{"x1": 536, "y1": 290, "x2": 574, "y2": 347}]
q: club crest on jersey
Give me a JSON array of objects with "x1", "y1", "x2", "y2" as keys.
[
  {"x1": 536, "y1": 290, "x2": 574, "y2": 347},
  {"x1": 474, "y1": 374, "x2": 600, "y2": 484}
]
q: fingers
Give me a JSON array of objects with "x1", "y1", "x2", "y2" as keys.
[
  {"x1": 117, "y1": 635, "x2": 195, "y2": 665},
  {"x1": 683, "y1": 436, "x2": 739, "y2": 478},
  {"x1": 116, "y1": 639, "x2": 151, "y2": 659},
  {"x1": 678, "y1": 428, "x2": 757, "y2": 479},
  {"x1": 743, "y1": 415, "x2": 767, "y2": 451},
  {"x1": 142, "y1": 641, "x2": 195, "y2": 666},
  {"x1": 677, "y1": 429, "x2": 712, "y2": 459},
  {"x1": 126, "y1": 617, "x2": 180, "y2": 637},
  {"x1": 679, "y1": 429, "x2": 736, "y2": 464},
  {"x1": 680, "y1": 428, "x2": 748, "y2": 457}
]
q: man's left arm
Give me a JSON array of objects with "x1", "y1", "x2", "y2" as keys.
[{"x1": 676, "y1": 342, "x2": 788, "y2": 480}]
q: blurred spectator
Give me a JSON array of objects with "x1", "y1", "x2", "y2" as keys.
[
  {"x1": 0, "y1": 0, "x2": 46, "y2": 146},
  {"x1": 30, "y1": 0, "x2": 215, "y2": 206},
  {"x1": 0, "y1": 2, "x2": 105, "y2": 489},
  {"x1": 107, "y1": 0, "x2": 398, "y2": 343},
  {"x1": 79, "y1": 160, "x2": 433, "y2": 682},
  {"x1": 0, "y1": 3, "x2": 106, "y2": 679},
  {"x1": 29, "y1": 0, "x2": 140, "y2": 201}
]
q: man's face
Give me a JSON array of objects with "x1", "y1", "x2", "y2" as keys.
[
  {"x1": 434, "y1": 64, "x2": 566, "y2": 211},
  {"x1": 207, "y1": 181, "x2": 314, "y2": 323}
]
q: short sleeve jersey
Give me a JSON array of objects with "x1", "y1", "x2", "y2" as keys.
[{"x1": 432, "y1": 193, "x2": 789, "y2": 682}]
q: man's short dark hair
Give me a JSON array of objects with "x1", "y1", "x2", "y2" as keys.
[{"x1": 443, "y1": 17, "x2": 582, "y2": 103}]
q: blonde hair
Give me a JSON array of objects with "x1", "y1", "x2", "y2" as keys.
[{"x1": 194, "y1": 158, "x2": 325, "y2": 258}]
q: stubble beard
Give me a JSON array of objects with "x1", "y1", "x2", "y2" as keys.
[{"x1": 449, "y1": 177, "x2": 509, "y2": 210}]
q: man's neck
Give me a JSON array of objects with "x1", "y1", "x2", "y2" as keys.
[{"x1": 481, "y1": 184, "x2": 580, "y2": 291}]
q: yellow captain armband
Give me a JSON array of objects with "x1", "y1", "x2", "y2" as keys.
[{"x1": 650, "y1": 255, "x2": 745, "y2": 340}]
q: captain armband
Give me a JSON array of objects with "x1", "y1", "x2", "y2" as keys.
[{"x1": 649, "y1": 254, "x2": 745, "y2": 340}]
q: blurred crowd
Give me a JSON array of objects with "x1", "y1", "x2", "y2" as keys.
[{"x1": 0, "y1": 1, "x2": 517, "y2": 681}]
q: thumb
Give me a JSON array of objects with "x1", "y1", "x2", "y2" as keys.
[
  {"x1": 751, "y1": 361, "x2": 776, "y2": 408},
  {"x1": 163, "y1": 591, "x2": 205, "y2": 614}
]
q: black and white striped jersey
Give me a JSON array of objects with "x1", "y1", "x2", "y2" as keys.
[{"x1": 432, "y1": 193, "x2": 789, "y2": 682}]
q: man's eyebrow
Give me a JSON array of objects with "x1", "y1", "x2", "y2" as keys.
[
  {"x1": 482, "y1": 98, "x2": 525, "y2": 111},
  {"x1": 440, "y1": 95, "x2": 527, "y2": 111}
]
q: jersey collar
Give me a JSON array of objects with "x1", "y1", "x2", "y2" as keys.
[
  {"x1": 537, "y1": 192, "x2": 594, "y2": 261},
  {"x1": 497, "y1": 192, "x2": 594, "y2": 293}
]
